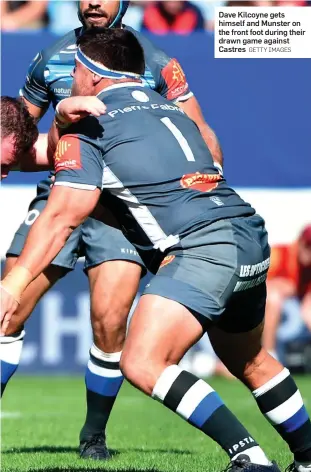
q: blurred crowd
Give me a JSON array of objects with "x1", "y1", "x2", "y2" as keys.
[{"x1": 0, "y1": 0, "x2": 310, "y2": 35}]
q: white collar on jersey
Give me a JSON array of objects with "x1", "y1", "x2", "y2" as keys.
[{"x1": 96, "y1": 81, "x2": 144, "y2": 97}]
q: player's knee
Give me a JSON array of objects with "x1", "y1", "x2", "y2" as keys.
[
  {"x1": 91, "y1": 298, "x2": 129, "y2": 351},
  {"x1": 232, "y1": 347, "x2": 278, "y2": 384},
  {"x1": 91, "y1": 298, "x2": 129, "y2": 334},
  {"x1": 120, "y1": 351, "x2": 157, "y2": 395}
]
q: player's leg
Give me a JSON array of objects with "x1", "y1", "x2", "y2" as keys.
[
  {"x1": 208, "y1": 215, "x2": 311, "y2": 472},
  {"x1": 121, "y1": 294, "x2": 277, "y2": 470},
  {"x1": 78, "y1": 217, "x2": 143, "y2": 459},
  {"x1": 209, "y1": 304, "x2": 311, "y2": 472},
  {"x1": 1, "y1": 257, "x2": 67, "y2": 395},
  {"x1": 1, "y1": 199, "x2": 79, "y2": 395},
  {"x1": 121, "y1": 223, "x2": 280, "y2": 470}
]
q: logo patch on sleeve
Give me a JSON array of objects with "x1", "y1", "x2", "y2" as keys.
[
  {"x1": 162, "y1": 59, "x2": 189, "y2": 101},
  {"x1": 54, "y1": 136, "x2": 81, "y2": 173}
]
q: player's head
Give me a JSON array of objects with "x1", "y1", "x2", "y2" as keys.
[
  {"x1": 78, "y1": 1, "x2": 129, "y2": 29},
  {"x1": 298, "y1": 224, "x2": 311, "y2": 267},
  {"x1": 72, "y1": 28, "x2": 145, "y2": 96},
  {"x1": 1, "y1": 97, "x2": 38, "y2": 179}
]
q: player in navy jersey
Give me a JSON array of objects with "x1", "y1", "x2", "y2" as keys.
[
  {"x1": 2, "y1": 29, "x2": 311, "y2": 472},
  {"x1": 1, "y1": 0, "x2": 223, "y2": 460}
]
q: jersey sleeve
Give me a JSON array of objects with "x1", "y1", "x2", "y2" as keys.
[
  {"x1": 19, "y1": 51, "x2": 50, "y2": 109},
  {"x1": 53, "y1": 133, "x2": 103, "y2": 190},
  {"x1": 157, "y1": 57, "x2": 193, "y2": 103}
]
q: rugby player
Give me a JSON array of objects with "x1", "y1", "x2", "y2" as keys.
[
  {"x1": 2, "y1": 28, "x2": 311, "y2": 472},
  {"x1": 1, "y1": 95, "x2": 106, "y2": 179},
  {"x1": 0, "y1": 0, "x2": 222, "y2": 460}
]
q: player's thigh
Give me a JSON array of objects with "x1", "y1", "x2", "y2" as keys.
[
  {"x1": 88, "y1": 259, "x2": 142, "y2": 320},
  {"x1": 121, "y1": 294, "x2": 204, "y2": 383},
  {"x1": 208, "y1": 320, "x2": 264, "y2": 379},
  {"x1": 3, "y1": 256, "x2": 67, "y2": 335},
  {"x1": 83, "y1": 217, "x2": 144, "y2": 317}
]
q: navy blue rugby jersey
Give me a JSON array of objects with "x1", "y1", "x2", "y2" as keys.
[
  {"x1": 53, "y1": 83, "x2": 255, "y2": 264},
  {"x1": 20, "y1": 25, "x2": 193, "y2": 201}
]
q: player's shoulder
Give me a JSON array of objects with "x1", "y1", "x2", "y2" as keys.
[
  {"x1": 99, "y1": 83, "x2": 161, "y2": 108},
  {"x1": 124, "y1": 25, "x2": 171, "y2": 68},
  {"x1": 40, "y1": 27, "x2": 81, "y2": 64}
]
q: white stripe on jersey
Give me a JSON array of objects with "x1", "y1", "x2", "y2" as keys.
[
  {"x1": 33, "y1": 78, "x2": 47, "y2": 92},
  {"x1": 102, "y1": 165, "x2": 180, "y2": 251},
  {"x1": 174, "y1": 92, "x2": 194, "y2": 103},
  {"x1": 54, "y1": 182, "x2": 97, "y2": 191}
]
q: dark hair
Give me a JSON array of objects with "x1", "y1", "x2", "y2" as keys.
[
  {"x1": 77, "y1": 28, "x2": 145, "y2": 75},
  {"x1": 1, "y1": 96, "x2": 38, "y2": 157}
]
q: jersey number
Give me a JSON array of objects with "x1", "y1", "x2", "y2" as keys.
[{"x1": 160, "y1": 117, "x2": 195, "y2": 162}]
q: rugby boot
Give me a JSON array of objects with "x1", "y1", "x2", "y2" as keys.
[
  {"x1": 79, "y1": 434, "x2": 111, "y2": 460},
  {"x1": 222, "y1": 454, "x2": 281, "y2": 471},
  {"x1": 286, "y1": 462, "x2": 311, "y2": 472}
]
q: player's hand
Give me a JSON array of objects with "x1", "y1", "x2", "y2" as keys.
[
  {"x1": 0, "y1": 286, "x2": 19, "y2": 335},
  {"x1": 57, "y1": 96, "x2": 107, "y2": 124}
]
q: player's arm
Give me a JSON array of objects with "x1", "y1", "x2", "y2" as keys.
[
  {"x1": 19, "y1": 49, "x2": 51, "y2": 120},
  {"x1": 177, "y1": 96, "x2": 223, "y2": 169},
  {"x1": 158, "y1": 57, "x2": 223, "y2": 168},
  {"x1": 1, "y1": 132, "x2": 103, "y2": 333},
  {"x1": 22, "y1": 98, "x2": 47, "y2": 122},
  {"x1": 12, "y1": 97, "x2": 107, "y2": 172}
]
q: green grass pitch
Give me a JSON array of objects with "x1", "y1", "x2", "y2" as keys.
[{"x1": 2, "y1": 375, "x2": 311, "y2": 472}]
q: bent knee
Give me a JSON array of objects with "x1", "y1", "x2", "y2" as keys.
[{"x1": 120, "y1": 352, "x2": 159, "y2": 396}]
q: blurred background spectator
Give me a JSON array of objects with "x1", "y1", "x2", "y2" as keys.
[
  {"x1": 264, "y1": 225, "x2": 311, "y2": 365},
  {"x1": 0, "y1": 1, "x2": 309, "y2": 33},
  {"x1": 0, "y1": 1, "x2": 48, "y2": 31},
  {"x1": 47, "y1": 1, "x2": 80, "y2": 36},
  {"x1": 141, "y1": 1, "x2": 205, "y2": 34}
]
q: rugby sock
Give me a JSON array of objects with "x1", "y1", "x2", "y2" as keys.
[
  {"x1": 0, "y1": 330, "x2": 25, "y2": 396},
  {"x1": 79, "y1": 344, "x2": 124, "y2": 442},
  {"x1": 152, "y1": 365, "x2": 271, "y2": 464},
  {"x1": 253, "y1": 368, "x2": 311, "y2": 463}
]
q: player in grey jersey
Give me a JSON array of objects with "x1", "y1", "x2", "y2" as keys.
[
  {"x1": 2, "y1": 28, "x2": 311, "y2": 472},
  {"x1": 1, "y1": 0, "x2": 223, "y2": 460}
]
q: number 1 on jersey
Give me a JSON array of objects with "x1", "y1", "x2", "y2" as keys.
[{"x1": 160, "y1": 117, "x2": 195, "y2": 162}]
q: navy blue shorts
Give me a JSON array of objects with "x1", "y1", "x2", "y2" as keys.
[
  {"x1": 7, "y1": 199, "x2": 145, "y2": 272},
  {"x1": 144, "y1": 215, "x2": 270, "y2": 333}
]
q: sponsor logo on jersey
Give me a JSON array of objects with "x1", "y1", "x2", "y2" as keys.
[
  {"x1": 54, "y1": 136, "x2": 81, "y2": 173},
  {"x1": 160, "y1": 255, "x2": 175, "y2": 268},
  {"x1": 162, "y1": 59, "x2": 189, "y2": 101},
  {"x1": 131, "y1": 90, "x2": 150, "y2": 103},
  {"x1": 53, "y1": 87, "x2": 71, "y2": 96},
  {"x1": 108, "y1": 103, "x2": 184, "y2": 118},
  {"x1": 180, "y1": 172, "x2": 222, "y2": 192}
]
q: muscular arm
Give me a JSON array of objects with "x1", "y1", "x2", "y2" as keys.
[
  {"x1": 178, "y1": 96, "x2": 223, "y2": 168},
  {"x1": 14, "y1": 97, "x2": 107, "y2": 172},
  {"x1": 2, "y1": 185, "x2": 100, "y2": 295}
]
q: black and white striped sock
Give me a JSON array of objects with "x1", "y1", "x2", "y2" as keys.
[
  {"x1": 253, "y1": 368, "x2": 311, "y2": 462},
  {"x1": 152, "y1": 365, "x2": 270, "y2": 464}
]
